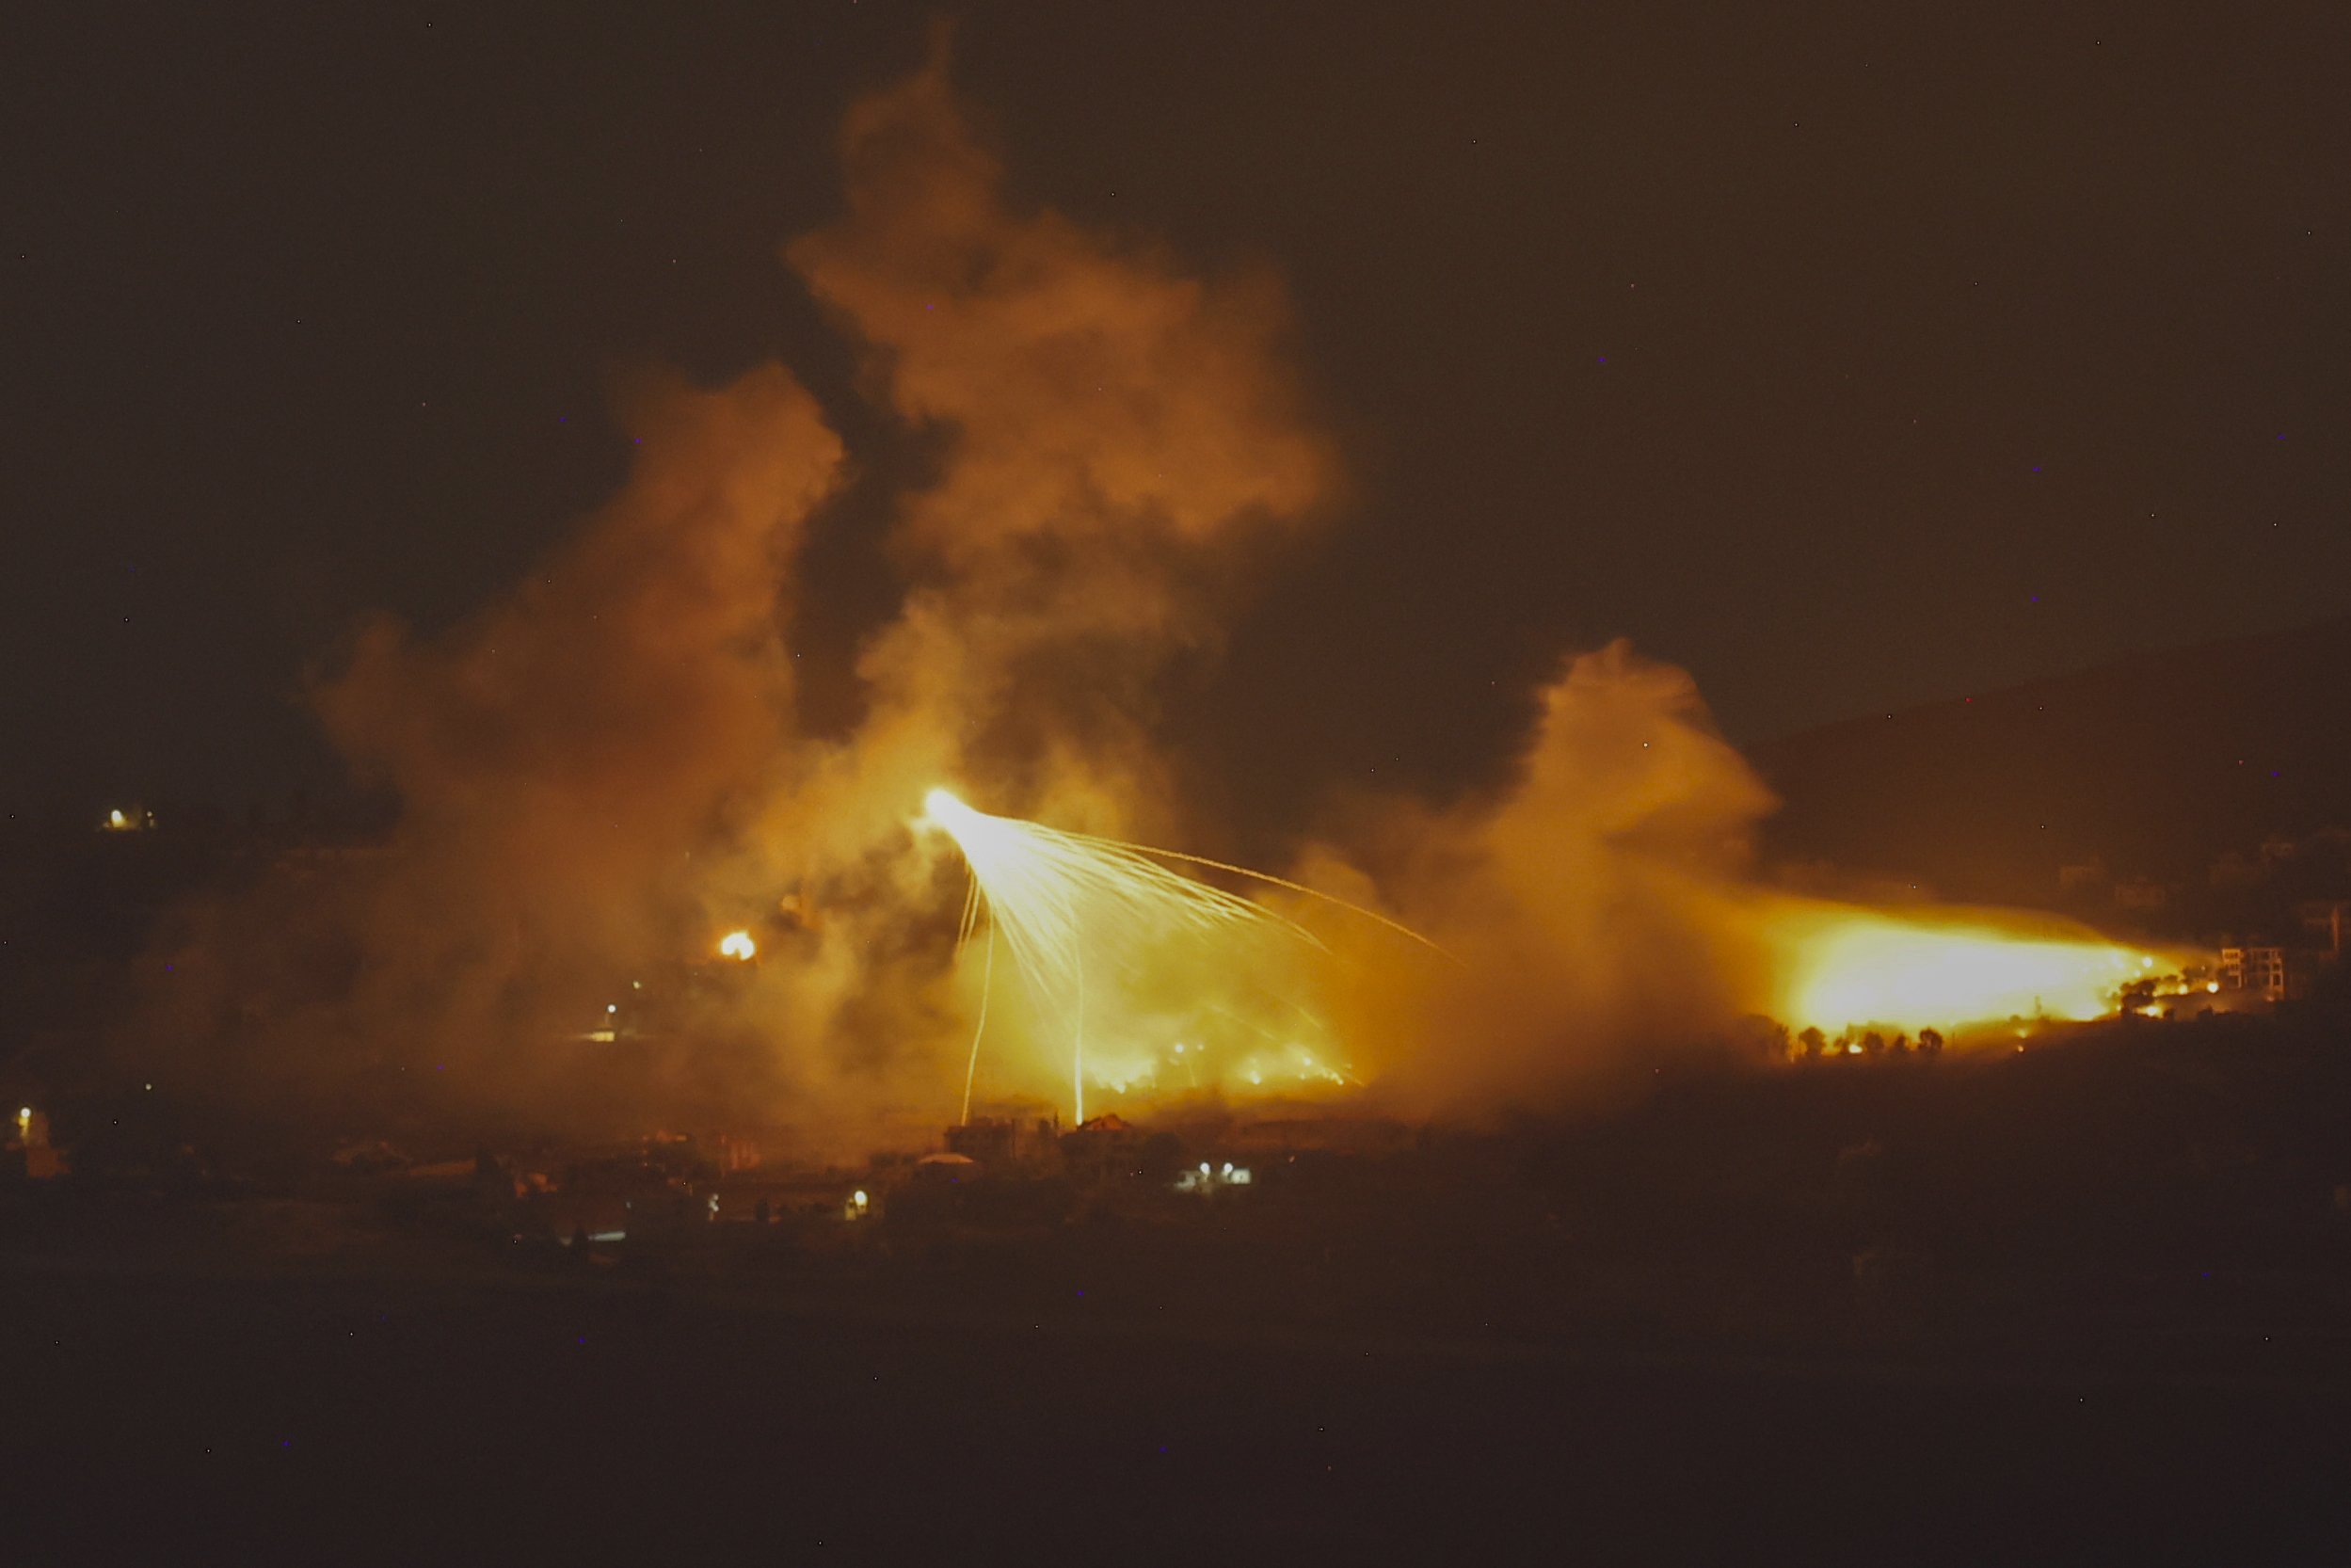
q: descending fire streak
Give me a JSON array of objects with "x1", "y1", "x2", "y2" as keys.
[{"x1": 921, "y1": 788, "x2": 1438, "y2": 1122}]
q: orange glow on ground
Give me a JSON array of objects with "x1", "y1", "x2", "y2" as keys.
[{"x1": 1767, "y1": 903, "x2": 2183, "y2": 1037}]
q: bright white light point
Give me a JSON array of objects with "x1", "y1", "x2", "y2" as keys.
[
  {"x1": 107, "y1": 810, "x2": 125, "y2": 828},
  {"x1": 718, "y1": 930, "x2": 756, "y2": 961}
]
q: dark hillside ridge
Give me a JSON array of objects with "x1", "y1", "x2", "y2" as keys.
[{"x1": 1749, "y1": 615, "x2": 2351, "y2": 921}]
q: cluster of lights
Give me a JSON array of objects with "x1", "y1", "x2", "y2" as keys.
[{"x1": 1176, "y1": 1160, "x2": 1252, "y2": 1193}]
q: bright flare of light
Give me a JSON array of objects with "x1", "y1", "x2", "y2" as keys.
[
  {"x1": 718, "y1": 930, "x2": 757, "y2": 961},
  {"x1": 921, "y1": 788, "x2": 1432, "y2": 1124},
  {"x1": 1776, "y1": 907, "x2": 2168, "y2": 1035},
  {"x1": 922, "y1": 789, "x2": 1314, "y2": 1124}
]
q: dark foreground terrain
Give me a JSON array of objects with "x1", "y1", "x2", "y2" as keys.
[
  {"x1": 8, "y1": 1018, "x2": 2351, "y2": 1564},
  {"x1": 4, "y1": 1255, "x2": 2343, "y2": 1565}
]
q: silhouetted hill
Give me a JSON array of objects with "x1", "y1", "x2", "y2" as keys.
[{"x1": 1751, "y1": 616, "x2": 2351, "y2": 931}]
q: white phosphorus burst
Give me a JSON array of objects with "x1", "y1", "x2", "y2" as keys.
[{"x1": 921, "y1": 789, "x2": 1442, "y2": 1125}]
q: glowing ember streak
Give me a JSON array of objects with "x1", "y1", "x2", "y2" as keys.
[
  {"x1": 920, "y1": 788, "x2": 1431, "y2": 1121},
  {"x1": 717, "y1": 930, "x2": 757, "y2": 961},
  {"x1": 922, "y1": 789, "x2": 1303, "y2": 1122},
  {"x1": 1771, "y1": 904, "x2": 2174, "y2": 1036},
  {"x1": 957, "y1": 921, "x2": 996, "y2": 1125}
]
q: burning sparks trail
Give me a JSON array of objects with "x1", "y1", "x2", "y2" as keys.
[{"x1": 920, "y1": 789, "x2": 1434, "y2": 1121}]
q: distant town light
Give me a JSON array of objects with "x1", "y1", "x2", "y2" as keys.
[{"x1": 719, "y1": 930, "x2": 757, "y2": 961}]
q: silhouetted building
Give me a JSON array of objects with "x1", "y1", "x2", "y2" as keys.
[
  {"x1": 944, "y1": 1114, "x2": 1063, "y2": 1175},
  {"x1": 1059, "y1": 1114, "x2": 1144, "y2": 1183},
  {"x1": 2218, "y1": 943, "x2": 2319, "y2": 1002},
  {"x1": 2301, "y1": 900, "x2": 2350, "y2": 961}
]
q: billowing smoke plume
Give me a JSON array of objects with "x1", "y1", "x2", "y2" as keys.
[
  {"x1": 783, "y1": 47, "x2": 1331, "y2": 837},
  {"x1": 1304, "y1": 640, "x2": 2173, "y2": 1115},
  {"x1": 154, "y1": 368, "x2": 844, "y2": 1127},
  {"x1": 147, "y1": 40, "x2": 1335, "y2": 1146},
  {"x1": 1300, "y1": 642, "x2": 1783, "y2": 1114},
  {"x1": 146, "y1": 42, "x2": 2167, "y2": 1147}
]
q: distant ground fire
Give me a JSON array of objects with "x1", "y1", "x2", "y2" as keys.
[{"x1": 1765, "y1": 903, "x2": 2192, "y2": 1043}]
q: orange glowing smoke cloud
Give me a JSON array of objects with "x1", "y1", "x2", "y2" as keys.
[
  {"x1": 142, "y1": 40, "x2": 2180, "y2": 1144},
  {"x1": 1280, "y1": 644, "x2": 2183, "y2": 1112},
  {"x1": 143, "y1": 35, "x2": 1339, "y2": 1147}
]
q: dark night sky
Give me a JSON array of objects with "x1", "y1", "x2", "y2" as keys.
[{"x1": 6, "y1": 3, "x2": 2346, "y2": 828}]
